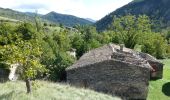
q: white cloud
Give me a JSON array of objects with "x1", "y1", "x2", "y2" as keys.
[{"x1": 0, "y1": 0, "x2": 132, "y2": 20}]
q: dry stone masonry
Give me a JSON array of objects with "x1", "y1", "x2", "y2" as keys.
[
  {"x1": 0, "y1": 63, "x2": 19, "y2": 82},
  {"x1": 0, "y1": 68, "x2": 10, "y2": 82},
  {"x1": 66, "y1": 43, "x2": 164, "y2": 100}
]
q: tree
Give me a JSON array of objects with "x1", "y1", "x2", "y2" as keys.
[
  {"x1": 0, "y1": 23, "x2": 15, "y2": 45},
  {"x1": 141, "y1": 33, "x2": 167, "y2": 59},
  {"x1": 0, "y1": 23, "x2": 46, "y2": 93},
  {"x1": 34, "y1": 10, "x2": 41, "y2": 32},
  {"x1": 53, "y1": 30, "x2": 71, "y2": 51},
  {"x1": 0, "y1": 39, "x2": 46, "y2": 93},
  {"x1": 16, "y1": 23, "x2": 36, "y2": 40},
  {"x1": 71, "y1": 33, "x2": 84, "y2": 57},
  {"x1": 111, "y1": 15, "x2": 151, "y2": 48}
]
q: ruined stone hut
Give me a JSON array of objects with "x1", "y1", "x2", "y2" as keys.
[
  {"x1": 66, "y1": 44, "x2": 163, "y2": 100},
  {"x1": 0, "y1": 68, "x2": 10, "y2": 82},
  {"x1": 138, "y1": 52, "x2": 164, "y2": 79},
  {"x1": 0, "y1": 63, "x2": 19, "y2": 82}
]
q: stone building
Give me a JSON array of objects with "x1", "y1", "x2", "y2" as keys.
[
  {"x1": 67, "y1": 48, "x2": 76, "y2": 58},
  {"x1": 66, "y1": 44, "x2": 163, "y2": 99},
  {"x1": 0, "y1": 63, "x2": 19, "y2": 82},
  {"x1": 138, "y1": 52, "x2": 164, "y2": 79},
  {"x1": 0, "y1": 68, "x2": 10, "y2": 82}
]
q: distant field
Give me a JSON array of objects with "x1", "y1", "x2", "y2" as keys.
[
  {"x1": 0, "y1": 16, "x2": 20, "y2": 22},
  {"x1": 0, "y1": 81, "x2": 120, "y2": 100},
  {"x1": 147, "y1": 59, "x2": 170, "y2": 100}
]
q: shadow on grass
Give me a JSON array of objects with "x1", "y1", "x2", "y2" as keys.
[
  {"x1": 150, "y1": 78, "x2": 160, "y2": 81},
  {"x1": 0, "y1": 91, "x2": 14, "y2": 100},
  {"x1": 162, "y1": 82, "x2": 170, "y2": 96}
]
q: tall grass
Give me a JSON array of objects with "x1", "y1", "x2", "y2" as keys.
[{"x1": 0, "y1": 81, "x2": 120, "y2": 100}]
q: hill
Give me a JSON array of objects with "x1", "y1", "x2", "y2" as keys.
[
  {"x1": 0, "y1": 16, "x2": 20, "y2": 23},
  {"x1": 96, "y1": 0, "x2": 170, "y2": 31},
  {"x1": 0, "y1": 7, "x2": 35, "y2": 22},
  {"x1": 85, "y1": 18, "x2": 96, "y2": 23},
  {"x1": 0, "y1": 81, "x2": 120, "y2": 100},
  {"x1": 0, "y1": 7, "x2": 93, "y2": 27},
  {"x1": 42, "y1": 11, "x2": 93, "y2": 27}
]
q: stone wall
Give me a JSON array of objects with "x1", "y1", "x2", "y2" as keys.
[
  {"x1": 0, "y1": 68, "x2": 10, "y2": 82},
  {"x1": 148, "y1": 60, "x2": 164, "y2": 79},
  {"x1": 67, "y1": 60, "x2": 150, "y2": 100},
  {"x1": 139, "y1": 52, "x2": 164, "y2": 79},
  {"x1": 8, "y1": 63, "x2": 19, "y2": 81}
]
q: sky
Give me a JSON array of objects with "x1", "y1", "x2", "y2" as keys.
[{"x1": 0, "y1": 0, "x2": 132, "y2": 20}]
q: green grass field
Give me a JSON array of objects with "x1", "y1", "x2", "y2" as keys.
[
  {"x1": 0, "y1": 59, "x2": 169, "y2": 100},
  {"x1": 147, "y1": 59, "x2": 170, "y2": 100},
  {"x1": 0, "y1": 81, "x2": 120, "y2": 100},
  {"x1": 0, "y1": 16, "x2": 20, "y2": 22}
]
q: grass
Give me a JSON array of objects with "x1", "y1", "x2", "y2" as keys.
[
  {"x1": 147, "y1": 59, "x2": 170, "y2": 100},
  {"x1": 0, "y1": 16, "x2": 20, "y2": 22},
  {"x1": 0, "y1": 81, "x2": 120, "y2": 100},
  {"x1": 1, "y1": 59, "x2": 169, "y2": 100}
]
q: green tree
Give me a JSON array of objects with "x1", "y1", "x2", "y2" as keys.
[
  {"x1": 141, "y1": 33, "x2": 167, "y2": 59},
  {"x1": 0, "y1": 39, "x2": 46, "y2": 93},
  {"x1": 0, "y1": 23, "x2": 46, "y2": 93},
  {"x1": 34, "y1": 10, "x2": 41, "y2": 32},
  {"x1": 111, "y1": 15, "x2": 151, "y2": 48},
  {"x1": 71, "y1": 33, "x2": 84, "y2": 57},
  {"x1": 53, "y1": 30, "x2": 71, "y2": 51}
]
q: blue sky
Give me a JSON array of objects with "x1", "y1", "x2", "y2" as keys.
[{"x1": 0, "y1": 0, "x2": 132, "y2": 20}]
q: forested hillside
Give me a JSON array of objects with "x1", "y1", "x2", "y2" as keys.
[
  {"x1": 0, "y1": 7, "x2": 35, "y2": 22},
  {"x1": 42, "y1": 12, "x2": 93, "y2": 26},
  {"x1": 0, "y1": 7, "x2": 93, "y2": 27},
  {"x1": 96, "y1": 0, "x2": 170, "y2": 32}
]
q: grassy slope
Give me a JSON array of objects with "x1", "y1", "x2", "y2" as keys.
[
  {"x1": 0, "y1": 16, "x2": 20, "y2": 22},
  {"x1": 0, "y1": 81, "x2": 120, "y2": 100},
  {"x1": 147, "y1": 59, "x2": 170, "y2": 100}
]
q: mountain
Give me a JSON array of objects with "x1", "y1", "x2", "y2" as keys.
[
  {"x1": 25, "y1": 12, "x2": 43, "y2": 17},
  {"x1": 85, "y1": 18, "x2": 96, "y2": 23},
  {"x1": 42, "y1": 11, "x2": 93, "y2": 27},
  {"x1": 96, "y1": 0, "x2": 170, "y2": 31},
  {"x1": 0, "y1": 7, "x2": 93, "y2": 27},
  {"x1": 0, "y1": 7, "x2": 34, "y2": 22}
]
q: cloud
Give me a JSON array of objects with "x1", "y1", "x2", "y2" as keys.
[
  {"x1": 14, "y1": 4, "x2": 48, "y2": 10},
  {"x1": 0, "y1": 0, "x2": 132, "y2": 20}
]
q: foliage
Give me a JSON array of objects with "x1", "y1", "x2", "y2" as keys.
[
  {"x1": 0, "y1": 22, "x2": 46, "y2": 93},
  {"x1": 107, "y1": 15, "x2": 168, "y2": 59},
  {"x1": 71, "y1": 33, "x2": 85, "y2": 57},
  {"x1": 96, "y1": 0, "x2": 170, "y2": 32},
  {"x1": 0, "y1": 40, "x2": 46, "y2": 79},
  {"x1": 15, "y1": 23, "x2": 36, "y2": 40},
  {"x1": 141, "y1": 33, "x2": 168, "y2": 59},
  {"x1": 40, "y1": 27, "x2": 75, "y2": 81},
  {"x1": 0, "y1": 23, "x2": 15, "y2": 45},
  {"x1": 47, "y1": 52, "x2": 75, "y2": 81},
  {"x1": 111, "y1": 15, "x2": 151, "y2": 48},
  {"x1": 72, "y1": 25, "x2": 101, "y2": 57}
]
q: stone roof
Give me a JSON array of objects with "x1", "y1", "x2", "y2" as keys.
[{"x1": 67, "y1": 43, "x2": 154, "y2": 70}]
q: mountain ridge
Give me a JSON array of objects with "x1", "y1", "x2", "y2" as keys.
[
  {"x1": 0, "y1": 7, "x2": 93, "y2": 27},
  {"x1": 42, "y1": 11, "x2": 93, "y2": 26},
  {"x1": 96, "y1": 0, "x2": 170, "y2": 31}
]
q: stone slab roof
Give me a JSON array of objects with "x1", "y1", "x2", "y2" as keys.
[{"x1": 67, "y1": 43, "x2": 155, "y2": 70}]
